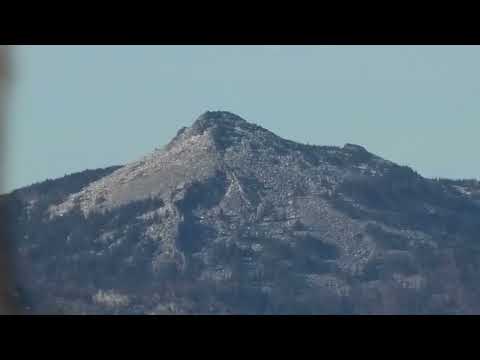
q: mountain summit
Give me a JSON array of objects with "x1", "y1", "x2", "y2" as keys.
[
  {"x1": 4, "y1": 111, "x2": 480, "y2": 314},
  {"x1": 192, "y1": 111, "x2": 249, "y2": 130},
  {"x1": 166, "y1": 111, "x2": 263, "y2": 151}
]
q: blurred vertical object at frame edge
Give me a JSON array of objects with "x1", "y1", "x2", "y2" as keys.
[{"x1": 0, "y1": 45, "x2": 18, "y2": 315}]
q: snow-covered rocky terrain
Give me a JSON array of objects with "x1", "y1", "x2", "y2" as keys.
[{"x1": 2, "y1": 111, "x2": 480, "y2": 314}]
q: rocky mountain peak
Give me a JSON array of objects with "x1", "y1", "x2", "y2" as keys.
[
  {"x1": 7, "y1": 110, "x2": 480, "y2": 315},
  {"x1": 191, "y1": 111, "x2": 248, "y2": 133},
  {"x1": 166, "y1": 111, "x2": 266, "y2": 152}
]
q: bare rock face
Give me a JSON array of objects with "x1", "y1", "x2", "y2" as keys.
[{"x1": 4, "y1": 111, "x2": 480, "y2": 314}]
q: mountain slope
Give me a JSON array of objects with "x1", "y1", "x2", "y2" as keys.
[{"x1": 5, "y1": 111, "x2": 480, "y2": 314}]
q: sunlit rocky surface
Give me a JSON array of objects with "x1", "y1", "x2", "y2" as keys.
[{"x1": 3, "y1": 111, "x2": 480, "y2": 314}]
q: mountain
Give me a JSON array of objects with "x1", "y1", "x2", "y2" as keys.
[{"x1": 3, "y1": 111, "x2": 480, "y2": 314}]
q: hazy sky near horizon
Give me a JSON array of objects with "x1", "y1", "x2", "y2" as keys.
[{"x1": 3, "y1": 45, "x2": 480, "y2": 192}]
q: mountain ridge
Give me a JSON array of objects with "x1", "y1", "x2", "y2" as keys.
[
  {"x1": 4, "y1": 111, "x2": 480, "y2": 314},
  {"x1": 49, "y1": 111, "x2": 390, "y2": 217}
]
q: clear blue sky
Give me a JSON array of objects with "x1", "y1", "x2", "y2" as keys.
[{"x1": 3, "y1": 45, "x2": 480, "y2": 193}]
